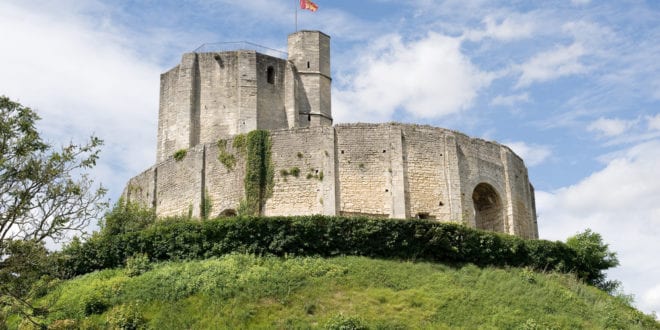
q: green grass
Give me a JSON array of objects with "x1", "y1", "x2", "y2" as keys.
[{"x1": 18, "y1": 254, "x2": 659, "y2": 329}]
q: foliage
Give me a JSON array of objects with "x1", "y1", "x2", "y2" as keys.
[
  {"x1": 0, "y1": 240, "x2": 65, "y2": 328},
  {"x1": 243, "y1": 130, "x2": 273, "y2": 216},
  {"x1": 200, "y1": 190, "x2": 212, "y2": 220},
  {"x1": 566, "y1": 229, "x2": 619, "y2": 290},
  {"x1": 216, "y1": 139, "x2": 236, "y2": 170},
  {"x1": 0, "y1": 96, "x2": 107, "y2": 251},
  {"x1": 106, "y1": 302, "x2": 146, "y2": 330},
  {"x1": 280, "y1": 167, "x2": 300, "y2": 179},
  {"x1": 18, "y1": 255, "x2": 660, "y2": 328},
  {"x1": 60, "y1": 215, "x2": 616, "y2": 288},
  {"x1": 172, "y1": 149, "x2": 187, "y2": 161},
  {"x1": 125, "y1": 253, "x2": 151, "y2": 277},
  {"x1": 99, "y1": 199, "x2": 155, "y2": 236},
  {"x1": 0, "y1": 96, "x2": 107, "y2": 328},
  {"x1": 232, "y1": 133, "x2": 247, "y2": 155}
]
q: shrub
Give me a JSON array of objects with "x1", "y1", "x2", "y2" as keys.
[
  {"x1": 172, "y1": 149, "x2": 187, "y2": 161},
  {"x1": 61, "y1": 215, "x2": 611, "y2": 286},
  {"x1": 99, "y1": 199, "x2": 156, "y2": 236},
  {"x1": 566, "y1": 229, "x2": 619, "y2": 289},
  {"x1": 125, "y1": 253, "x2": 151, "y2": 277},
  {"x1": 106, "y1": 303, "x2": 146, "y2": 330}
]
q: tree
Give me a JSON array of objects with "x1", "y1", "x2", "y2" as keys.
[
  {"x1": 0, "y1": 96, "x2": 107, "y2": 325},
  {"x1": 566, "y1": 229, "x2": 619, "y2": 292},
  {"x1": 0, "y1": 96, "x2": 107, "y2": 254}
]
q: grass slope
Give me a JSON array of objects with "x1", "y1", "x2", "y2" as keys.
[{"x1": 21, "y1": 254, "x2": 659, "y2": 329}]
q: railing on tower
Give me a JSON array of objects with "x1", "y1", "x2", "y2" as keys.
[{"x1": 193, "y1": 41, "x2": 288, "y2": 59}]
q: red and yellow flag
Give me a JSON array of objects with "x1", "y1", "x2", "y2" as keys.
[{"x1": 300, "y1": 0, "x2": 318, "y2": 12}]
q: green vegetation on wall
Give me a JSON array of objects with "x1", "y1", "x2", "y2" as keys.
[
  {"x1": 173, "y1": 149, "x2": 187, "y2": 161},
  {"x1": 243, "y1": 130, "x2": 274, "y2": 216},
  {"x1": 200, "y1": 190, "x2": 212, "y2": 220},
  {"x1": 216, "y1": 139, "x2": 236, "y2": 170}
]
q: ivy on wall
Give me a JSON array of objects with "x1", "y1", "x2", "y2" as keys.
[{"x1": 243, "y1": 130, "x2": 274, "y2": 215}]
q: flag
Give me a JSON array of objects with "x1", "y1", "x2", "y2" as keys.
[{"x1": 300, "y1": 0, "x2": 318, "y2": 12}]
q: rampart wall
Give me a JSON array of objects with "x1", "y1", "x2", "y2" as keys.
[{"x1": 124, "y1": 123, "x2": 539, "y2": 239}]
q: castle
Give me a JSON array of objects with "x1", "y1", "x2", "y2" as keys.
[{"x1": 123, "y1": 30, "x2": 539, "y2": 239}]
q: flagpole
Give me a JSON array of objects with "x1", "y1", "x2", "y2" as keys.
[{"x1": 295, "y1": 0, "x2": 298, "y2": 32}]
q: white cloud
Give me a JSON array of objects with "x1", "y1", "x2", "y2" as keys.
[
  {"x1": 538, "y1": 140, "x2": 660, "y2": 315},
  {"x1": 333, "y1": 33, "x2": 491, "y2": 123},
  {"x1": 504, "y1": 141, "x2": 552, "y2": 166},
  {"x1": 648, "y1": 114, "x2": 660, "y2": 131},
  {"x1": 516, "y1": 43, "x2": 587, "y2": 88},
  {"x1": 0, "y1": 1, "x2": 162, "y2": 202},
  {"x1": 587, "y1": 117, "x2": 636, "y2": 137},
  {"x1": 464, "y1": 15, "x2": 536, "y2": 42},
  {"x1": 490, "y1": 93, "x2": 530, "y2": 107}
]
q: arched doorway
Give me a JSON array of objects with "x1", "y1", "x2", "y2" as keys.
[{"x1": 472, "y1": 183, "x2": 504, "y2": 233}]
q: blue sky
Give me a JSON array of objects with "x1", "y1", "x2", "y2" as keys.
[{"x1": 1, "y1": 0, "x2": 659, "y2": 316}]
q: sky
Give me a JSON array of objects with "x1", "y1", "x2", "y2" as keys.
[{"x1": 1, "y1": 0, "x2": 659, "y2": 316}]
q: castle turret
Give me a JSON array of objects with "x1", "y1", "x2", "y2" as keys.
[{"x1": 287, "y1": 30, "x2": 332, "y2": 127}]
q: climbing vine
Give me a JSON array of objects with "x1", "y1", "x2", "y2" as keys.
[
  {"x1": 243, "y1": 130, "x2": 274, "y2": 215},
  {"x1": 217, "y1": 139, "x2": 236, "y2": 170}
]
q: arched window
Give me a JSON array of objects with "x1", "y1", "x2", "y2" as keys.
[
  {"x1": 267, "y1": 66, "x2": 275, "y2": 84},
  {"x1": 472, "y1": 183, "x2": 504, "y2": 233}
]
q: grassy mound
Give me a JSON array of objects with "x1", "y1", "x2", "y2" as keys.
[{"x1": 13, "y1": 254, "x2": 658, "y2": 329}]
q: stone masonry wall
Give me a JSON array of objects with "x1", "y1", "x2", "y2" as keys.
[{"x1": 124, "y1": 123, "x2": 538, "y2": 238}]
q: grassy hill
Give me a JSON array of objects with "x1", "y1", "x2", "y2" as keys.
[{"x1": 11, "y1": 254, "x2": 659, "y2": 329}]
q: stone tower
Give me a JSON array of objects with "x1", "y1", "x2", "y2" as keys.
[
  {"x1": 287, "y1": 30, "x2": 332, "y2": 127},
  {"x1": 127, "y1": 31, "x2": 539, "y2": 239},
  {"x1": 156, "y1": 30, "x2": 332, "y2": 163}
]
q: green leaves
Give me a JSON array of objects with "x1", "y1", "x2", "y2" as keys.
[
  {"x1": 1, "y1": 96, "x2": 107, "y2": 248},
  {"x1": 61, "y1": 215, "x2": 617, "y2": 289},
  {"x1": 566, "y1": 229, "x2": 619, "y2": 289}
]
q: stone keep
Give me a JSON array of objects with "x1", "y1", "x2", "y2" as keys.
[{"x1": 125, "y1": 30, "x2": 539, "y2": 239}]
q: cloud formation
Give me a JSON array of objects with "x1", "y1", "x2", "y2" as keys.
[
  {"x1": 538, "y1": 140, "x2": 660, "y2": 314},
  {"x1": 333, "y1": 33, "x2": 491, "y2": 123},
  {"x1": 504, "y1": 141, "x2": 552, "y2": 166},
  {"x1": 0, "y1": 1, "x2": 162, "y2": 202},
  {"x1": 516, "y1": 43, "x2": 587, "y2": 88},
  {"x1": 587, "y1": 117, "x2": 637, "y2": 137}
]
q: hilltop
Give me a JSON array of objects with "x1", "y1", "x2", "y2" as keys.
[{"x1": 9, "y1": 254, "x2": 659, "y2": 329}]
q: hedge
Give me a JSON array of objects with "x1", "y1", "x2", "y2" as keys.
[{"x1": 61, "y1": 215, "x2": 588, "y2": 281}]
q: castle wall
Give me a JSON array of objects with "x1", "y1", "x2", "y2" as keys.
[
  {"x1": 127, "y1": 123, "x2": 538, "y2": 238},
  {"x1": 400, "y1": 126, "x2": 452, "y2": 220},
  {"x1": 264, "y1": 126, "x2": 335, "y2": 216},
  {"x1": 256, "y1": 53, "x2": 288, "y2": 131},
  {"x1": 205, "y1": 138, "x2": 246, "y2": 217},
  {"x1": 154, "y1": 145, "x2": 204, "y2": 218},
  {"x1": 335, "y1": 125, "x2": 392, "y2": 217},
  {"x1": 197, "y1": 52, "x2": 240, "y2": 143},
  {"x1": 157, "y1": 53, "x2": 199, "y2": 163},
  {"x1": 123, "y1": 167, "x2": 156, "y2": 208}
]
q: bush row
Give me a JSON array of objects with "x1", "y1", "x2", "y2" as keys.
[{"x1": 61, "y1": 215, "x2": 594, "y2": 280}]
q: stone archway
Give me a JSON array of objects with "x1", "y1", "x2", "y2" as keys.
[{"x1": 472, "y1": 183, "x2": 504, "y2": 233}]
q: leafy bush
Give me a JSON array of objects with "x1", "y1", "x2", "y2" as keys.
[
  {"x1": 106, "y1": 303, "x2": 146, "y2": 330},
  {"x1": 172, "y1": 149, "x2": 187, "y2": 161},
  {"x1": 566, "y1": 229, "x2": 619, "y2": 289},
  {"x1": 60, "y1": 215, "x2": 615, "y2": 286},
  {"x1": 125, "y1": 253, "x2": 151, "y2": 277},
  {"x1": 99, "y1": 199, "x2": 156, "y2": 236}
]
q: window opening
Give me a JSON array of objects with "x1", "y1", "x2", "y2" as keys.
[
  {"x1": 307, "y1": 61, "x2": 310, "y2": 69},
  {"x1": 267, "y1": 66, "x2": 275, "y2": 84}
]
